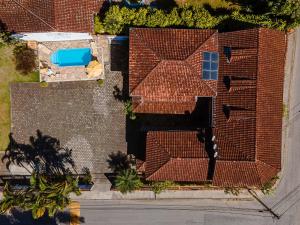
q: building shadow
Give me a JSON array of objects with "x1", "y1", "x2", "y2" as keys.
[
  {"x1": 110, "y1": 39, "x2": 129, "y2": 72},
  {"x1": 110, "y1": 39, "x2": 130, "y2": 104},
  {"x1": 125, "y1": 97, "x2": 215, "y2": 173},
  {"x1": 0, "y1": 208, "x2": 84, "y2": 225}
]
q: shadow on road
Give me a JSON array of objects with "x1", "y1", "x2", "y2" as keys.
[{"x1": 0, "y1": 209, "x2": 85, "y2": 225}]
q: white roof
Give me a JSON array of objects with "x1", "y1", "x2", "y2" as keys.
[{"x1": 12, "y1": 32, "x2": 93, "y2": 42}]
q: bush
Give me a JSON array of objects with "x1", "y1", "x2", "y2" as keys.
[
  {"x1": 0, "y1": 31, "x2": 16, "y2": 48},
  {"x1": 261, "y1": 175, "x2": 279, "y2": 195},
  {"x1": 124, "y1": 100, "x2": 136, "y2": 120},
  {"x1": 13, "y1": 43, "x2": 36, "y2": 74},
  {"x1": 95, "y1": 4, "x2": 298, "y2": 34},
  {"x1": 115, "y1": 169, "x2": 143, "y2": 194},
  {"x1": 95, "y1": 5, "x2": 225, "y2": 34},
  {"x1": 231, "y1": 11, "x2": 287, "y2": 31},
  {"x1": 97, "y1": 79, "x2": 104, "y2": 86},
  {"x1": 151, "y1": 181, "x2": 175, "y2": 196},
  {"x1": 40, "y1": 81, "x2": 48, "y2": 88},
  {"x1": 224, "y1": 187, "x2": 241, "y2": 196},
  {"x1": 80, "y1": 168, "x2": 93, "y2": 185}
]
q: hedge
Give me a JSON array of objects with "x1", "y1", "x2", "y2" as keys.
[
  {"x1": 94, "y1": 5, "x2": 298, "y2": 35},
  {"x1": 95, "y1": 6, "x2": 228, "y2": 34}
]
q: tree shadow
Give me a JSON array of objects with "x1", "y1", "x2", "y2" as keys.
[
  {"x1": 150, "y1": 0, "x2": 177, "y2": 9},
  {"x1": 2, "y1": 130, "x2": 76, "y2": 176},
  {"x1": 0, "y1": 208, "x2": 85, "y2": 225},
  {"x1": 0, "y1": 19, "x2": 16, "y2": 45},
  {"x1": 217, "y1": 17, "x2": 260, "y2": 32},
  {"x1": 229, "y1": 0, "x2": 270, "y2": 14},
  {"x1": 113, "y1": 85, "x2": 129, "y2": 102},
  {"x1": 106, "y1": 151, "x2": 133, "y2": 174}
]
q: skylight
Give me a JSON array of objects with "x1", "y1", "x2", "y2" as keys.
[{"x1": 202, "y1": 52, "x2": 219, "y2": 80}]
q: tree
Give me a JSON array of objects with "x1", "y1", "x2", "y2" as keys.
[
  {"x1": 13, "y1": 43, "x2": 36, "y2": 74},
  {"x1": 115, "y1": 169, "x2": 143, "y2": 194},
  {"x1": 0, "y1": 173, "x2": 81, "y2": 219},
  {"x1": 150, "y1": 181, "x2": 174, "y2": 199},
  {"x1": 0, "y1": 131, "x2": 81, "y2": 219}
]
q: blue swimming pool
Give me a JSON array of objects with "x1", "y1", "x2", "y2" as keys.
[{"x1": 50, "y1": 48, "x2": 92, "y2": 67}]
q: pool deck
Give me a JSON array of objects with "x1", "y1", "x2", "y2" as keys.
[{"x1": 38, "y1": 39, "x2": 105, "y2": 82}]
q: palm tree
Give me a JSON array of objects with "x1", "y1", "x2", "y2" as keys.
[
  {"x1": 0, "y1": 131, "x2": 81, "y2": 219},
  {"x1": 0, "y1": 173, "x2": 81, "y2": 219},
  {"x1": 115, "y1": 169, "x2": 142, "y2": 194}
]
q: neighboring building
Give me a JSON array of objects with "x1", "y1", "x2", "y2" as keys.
[
  {"x1": 130, "y1": 28, "x2": 286, "y2": 187},
  {"x1": 0, "y1": 0, "x2": 104, "y2": 32}
]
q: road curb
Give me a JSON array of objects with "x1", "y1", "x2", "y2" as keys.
[{"x1": 71, "y1": 190, "x2": 254, "y2": 201}]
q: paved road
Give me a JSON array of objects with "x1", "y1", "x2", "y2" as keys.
[{"x1": 77, "y1": 28, "x2": 300, "y2": 225}]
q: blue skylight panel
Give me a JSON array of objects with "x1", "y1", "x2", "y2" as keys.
[
  {"x1": 211, "y1": 62, "x2": 218, "y2": 70},
  {"x1": 211, "y1": 71, "x2": 218, "y2": 80},
  {"x1": 211, "y1": 52, "x2": 219, "y2": 61},
  {"x1": 203, "y1": 70, "x2": 210, "y2": 79},
  {"x1": 203, "y1": 52, "x2": 211, "y2": 61},
  {"x1": 203, "y1": 61, "x2": 211, "y2": 70},
  {"x1": 202, "y1": 52, "x2": 219, "y2": 80}
]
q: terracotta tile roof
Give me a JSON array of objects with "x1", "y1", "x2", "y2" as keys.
[
  {"x1": 135, "y1": 28, "x2": 286, "y2": 187},
  {"x1": 213, "y1": 160, "x2": 279, "y2": 187},
  {"x1": 0, "y1": 0, "x2": 103, "y2": 32},
  {"x1": 129, "y1": 28, "x2": 218, "y2": 114},
  {"x1": 211, "y1": 28, "x2": 286, "y2": 187},
  {"x1": 145, "y1": 131, "x2": 209, "y2": 182}
]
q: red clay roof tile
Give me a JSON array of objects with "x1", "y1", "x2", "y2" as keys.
[
  {"x1": 134, "y1": 28, "x2": 286, "y2": 187},
  {"x1": 0, "y1": 0, "x2": 103, "y2": 32},
  {"x1": 129, "y1": 28, "x2": 218, "y2": 114},
  {"x1": 145, "y1": 131, "x2": 209, "y2": 182}
]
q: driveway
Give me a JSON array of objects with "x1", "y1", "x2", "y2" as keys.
[{"x1": 9, "y1": 69, "x2": 127, "y2": 178}]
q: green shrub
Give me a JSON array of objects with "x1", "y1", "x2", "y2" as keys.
[
  {"x1": 101, "y1": 5, "x2": 126, "y2": 34},
  {"x1": 231, "y1": 11, "x2": 287, "y2": 31},
  {"x1": 146, "y1": 9, "x2": 169, "y2": 27},
  {"x1": 40, "y1": 81, "x2": 48, "y2": 88},
  {"x1": 224, "y1": 187, "x2": 241, "y2": 196},
  {"x1": 94, "y1": 16, "x2": 105, "y2": 34},
  {"x1": 95, "y1": 4, "x2": 297, "y2": 34},
  {"x1": 261, "y1": 175, "x2": 279, "y2": 195},
  {"x1": 13, "y1": 43, "x2": 36, "y2": 74},
  {"x1": 124, "y1": 100, "x2": 136, "y2": 120},
  {"x1": 283, "y1": 103, "x2": 289, "y2": 119},
  {"x1": 151, "y1": 181, "x2": 175, "y2": 196},
  {"x1": 132, "y1": 8, "x2": 150, "y2": 26},
  {"x1": 97, "y1": 79, "x2": 104, "y2": 86},
  {"x1": 95, "y1": 5, "x2": 224, "y2": 34},
  {"x1": 115, "y1": 169, "x2": 143, "y2": 194}
]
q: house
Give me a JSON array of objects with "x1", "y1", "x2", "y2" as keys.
[
  {"x1": 0, "y1": 0, "x2": 104, "y2": 33},
  {"x1": 130, "y1": 28, "x2": 286, "y2": 187}
]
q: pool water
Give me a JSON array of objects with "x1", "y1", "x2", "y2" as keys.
[{"x1": 50, "y1": 48, "x2": 92, "y2": 67}]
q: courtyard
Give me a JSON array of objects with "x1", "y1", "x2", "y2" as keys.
[
  {"x1": 9, "y1": 51, "x2": 127, "y2": 182},
  {"x1": 38, "y1": 39, "x2": 104, "y2": 82}
]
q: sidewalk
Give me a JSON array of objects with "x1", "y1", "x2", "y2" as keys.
[{"x1": 71, "y1": 189, "x2": 253, "y2": 201}]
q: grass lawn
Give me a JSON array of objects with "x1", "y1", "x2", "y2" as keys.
[
  {"x1": 175, "y1": 0, "x2": 238, "y2": 9},
  {"x1": 0, "y1": 45, "x2": 39, "y2": 151}
]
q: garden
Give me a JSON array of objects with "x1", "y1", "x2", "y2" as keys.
[
  {"x1": 95, "y1": 0, "x2": 300, "y2": 34},
  {"x1": 0, "y1": 36, "x2": 39, "y2": 151}
]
